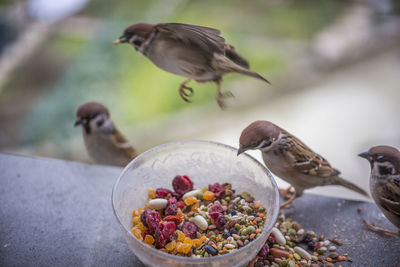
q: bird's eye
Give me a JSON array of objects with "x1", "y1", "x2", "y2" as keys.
[
  {"x1": 376, "y1": 155, "x2": 385, "y2": 162},
  {"x1": 96, "y1": 118, "x2": 104, "y2": 127}
]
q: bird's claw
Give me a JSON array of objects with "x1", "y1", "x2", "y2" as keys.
[{"x1": 179, "y1": 84, "x2": 194, "y2": 102}]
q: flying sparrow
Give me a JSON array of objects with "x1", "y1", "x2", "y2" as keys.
[
  {"x1": 114, "y1": 22, "x2": 270, "y2": 109},
  {"x1": 359, "y1": 145, "x2": 400, "y2": 236},
  {"x1": 237, "y1": 120, "x2": 369, "y2": 208},
  {"x1": 74, "y1": 102, "x2": 137, "y2": 167}
]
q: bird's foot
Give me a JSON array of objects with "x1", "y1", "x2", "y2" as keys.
[
  {"x1": 279, "y1": 186, "x2": 294, "y2": 200},
  {"x1": 179, "y1": 84, "x2": 194, "y2": 102},
  {"x1": 362, "y1": 219, "x2": 398, "y2": 236},
  {"x1": 216, "y1": 91, "x2": 234, "y2": 109},
  {"x1": 279, "y1": 193, "x2": 297, "y2": 210}
]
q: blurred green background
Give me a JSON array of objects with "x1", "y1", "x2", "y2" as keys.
[{"x1": 0, "y1": 0, "x2": 399, "y2": 199}]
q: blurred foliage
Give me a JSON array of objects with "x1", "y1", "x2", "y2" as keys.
[{"x1": 17, "y1": 0, "x2": 347, "y2": 144}]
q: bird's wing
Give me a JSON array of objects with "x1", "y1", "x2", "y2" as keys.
[
  {"x1": 111, "y1": 129, "x2": 137, "y2": 160},
  {"x1": 287, "y1": 134, "x2": 340, "y2": 178},
  {"x1": 378, "y1": 178, "x2": 400, "y2": 216},
  {"x1": 224, "y1": 44, "x2": 250, "y2": 69},
  {"x1": 155, "y1": 23, "x2": 226, "y2": 59}
]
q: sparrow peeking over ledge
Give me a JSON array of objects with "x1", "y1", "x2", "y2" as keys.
[
  {"x1": 75, "y1": 102, "x2": 137, "y2": 167},
  {"x1": 238, "y1": 120, "x2": 369, "y2": 209},
  {"x1": 114, "y1": 22, "x2": 270, "y2": 109}
]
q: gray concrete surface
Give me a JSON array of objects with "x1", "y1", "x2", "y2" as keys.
[{"x1": 0, "y1": 153, "x2": 399, "y2": 266}]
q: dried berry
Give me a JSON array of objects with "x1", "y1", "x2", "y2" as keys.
[
  {"x1": 165, "y1": 197, "x2": 178, "y2": 216},
  {"x1": 145, "y1": 210, "x2": 161, "y2": 234},
  {"x1": 208, "y1": 211, "x2": 221, "y2": 220},
  {"x1": 172, "y1": 175, "x2": 193, "y2": 195},
  {"x1": 140, "y1": 209, "x2": 152, "y2": 227},
  {"x1": 156, "y1": 188, "x2": 172, "y2": 198},
  {"x1": 163, "y1": 215, "x2": 183, "y2": 225},
  {"x1": 177, "y1": 201, "x2": 186, "y2": 209},
  {"x1": 208, "y1": 183, "x2": 224, "y2": 198},
  {"x1": 258, "y1": 244, "x2": 269, "y2": 259},
  {"x1": 214, "y1": 213, "x2": 227, "y2": 228},
  {"x1": 154, "y1": 228, "x2": 166, "y2": 248},
  {"x1": 268, "y1": 233, "x2": 275, "y2": 244},
  {"x1": 165, "y1": 203, "x2": 177, "y2": 216},
  {"x1": 210, "y1": 204, "x2": 224, "y2": 213},
  {"x1": 162, "y1": 221, "x2": 176, "y2": 242},
  {"x1": 182, "y1": 221, "x2": 198, "y2": 238}
]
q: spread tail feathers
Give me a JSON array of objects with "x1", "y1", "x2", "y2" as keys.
[{"x1": 333, "y1": 177, "x2": 369, "y2": 197}]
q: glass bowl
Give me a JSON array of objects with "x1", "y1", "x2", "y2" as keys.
[{"x1": 112, "y1": 140, "x2": 279, "y2": 267}]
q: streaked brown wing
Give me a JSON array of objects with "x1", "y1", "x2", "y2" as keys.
[
  {"x1": 111, "y1": 129, "x2": 137, "y2": 160},
  {"x1": 155, "y1": 23, "x2": 225, "y2": 59},
  {"x1": 288, "y1": 134, "x2": 340, "y2": 178}
]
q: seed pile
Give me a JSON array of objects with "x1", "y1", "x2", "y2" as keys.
[
  {"x1": 249, "y1": 213, "x2": 352, "y2": 267},
  {"x1": 130, "y1": 175, "x2": 267, "y2": 257}
]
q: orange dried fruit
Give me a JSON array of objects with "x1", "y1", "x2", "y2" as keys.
[
  {"x1": 199, "y1": 235, "x2": 207, "y2": 244},
  {"x1": 203, "y1": 191, "x2": 215, "y2": 200},
  {"x1": 131, "y1": 227, "x2": 143, "y2": 241},
  {"x1": 190, "y1": 203, "x2": 199, "y2": 212},
  {"x1": 144, "y1": 235, "x2": 155, "y2": 245},
  {"x1": 192, "y1": 239, "x2": 201, "y2": 248},
  {"x1": 176, "y1": 230, "x2": 185, "y2": 242},
  {"x1": 147, "y1": 188, "x2": 156, "y2": 199},
  {"x1": 181, "y1": 243, "x2": 192, "y2": 254},
  {"x1": 184, "y1": 196, "x2": 197, "y2": 206},
  {"x1": 132, "y1": 216, "x2": 141, "y2": 226},
  {"x1": 165, "y1": 240, "x2": 176, "y2": 252}
]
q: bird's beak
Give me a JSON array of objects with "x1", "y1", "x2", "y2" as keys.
[
  {"x1": 237, "y1": 146, "x2": 248, "y2": 156},
  {"x1": 358, "y1": 152, "x2": 370, "y2": 160},
  {"x1": 74, "y1": 118, "x2": 82, "y2": 126},
  {"x1": 113, "y1": 35, "x2": 127, "y2": 45}
]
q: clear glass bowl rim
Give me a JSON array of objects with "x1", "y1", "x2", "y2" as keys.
[{"x1": 111, "y1": 139, "x2": 280, "y2": 264}]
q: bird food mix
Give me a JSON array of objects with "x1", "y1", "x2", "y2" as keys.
[
  {"x1": 130, "y1": 175, "x2": 267, "y2": 257},
  {"x1": 249, "y1": 213, "x2": 353, "y2": 267}
]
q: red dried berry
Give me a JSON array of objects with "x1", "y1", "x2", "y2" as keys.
[
  {"x1": 182, "y1": 221, "x2": 198, "y2": 238},
  {"x1": 177, "y1": 201, "x2": 186, "y2": 209},
  {"x1": 208, "y1": 183, "x2": 224, "y2": 198},
  {"x1": 268, "y1": 233, "x2": 275, "y2": 244},
  {"x1": 258, "y1": 244, "x2": 269, "y2": 259},
  {"x1": 208, "y1": 211, "x2": 221, "y2": 220},
  {"x1": 140, "y1": 209, "x2": 152, "y2": 227},
  {"x1": 156, "y1": 188, "x2": 172, "y2": 198},
  {"x1": 171, "y1": 192, "x2": 182, "y2": 200},
  {"x1": 172, "y1": 175, "x2": 193, "y2": 195},
  {"x1": 162, "y1": 221, "x2": 176, "y2": 241},
  {"x1": 165, "y1": 203, "x2": 177, "y2": 216},
  {"x1": 154, "y1": 228, "x2": 166, "y2": 248},
  {"x1": 145, "y1": 210, "x2": 161, "y2": 234},
  {"x1": 141, "y1": 229, "x2": 150, "y2": 239},
  {"x1": 168, "y1": 197, "x2": 177, "y2": 205},
  {"x1": 210, "y1": 204, "x2": 224, "y2": 213},
  {"x1": 213, "y1": 213, "x2": 227, "y2": 229},
  {"x1": 163, "y1": 215, "x2": 183, "y2": 225}
]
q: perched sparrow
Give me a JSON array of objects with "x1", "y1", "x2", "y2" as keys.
[
  {"x1": 238, "y1": 120, "x2": 368, "y2": 208},
  {"x1": 74, "y1": 102, "x2": 137, "y2": 167},
  {"x1": 359, "y1": 145, "x2": 400, "y2": 236},
  {"x1": 114, "y1": 22, "x2": 270, "y2": 109}
]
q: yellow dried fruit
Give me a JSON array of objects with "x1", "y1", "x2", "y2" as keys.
[
  {"x1": 132, "y1": 216, "x2": 141, "y2": 226},
  {"x1": 184, "y1": 196, "x2": 197, "y2": 206},
  {"x1": 190, "y1": 203, "x2": 199, "y2": 211},
  {"x1": 192, "y1": 239, "x2": 201, "y2": 248},
  {"x1": 199, "y1": 235, "x2": 207, "y2": 244},
  {"x1": 165, "y1": 240, "x2": 176, "y2": 252},
  {"x1": 144, "y1": 235, "x2": 155, "y2": 245},
  {"x1": 131, "y1": 227, "x2": 143, "y2": 241},
  {"x1": 203, "y1": 191, "x2": 215, "y2": 201},
  {"x1": 176, "y1": 230, "x2": 185, "y2": 242},
  {"x1": 181, "y1": 243, "x2": 192, "y2": 254},
  {"x1": 147, "y1": 188, "x2": 156, "y2": 199}
]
